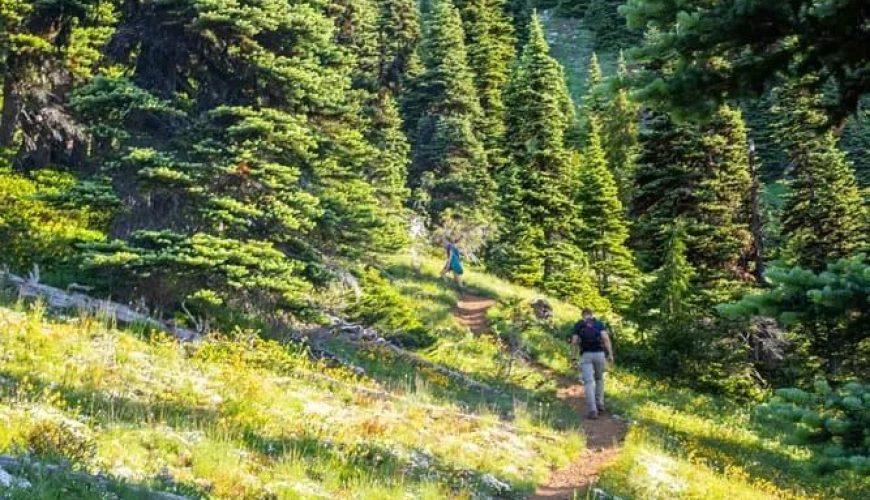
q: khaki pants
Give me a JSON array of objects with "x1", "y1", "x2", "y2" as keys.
[{"x1": 580, "y1": 351, "x2": 606, "y2": 414}]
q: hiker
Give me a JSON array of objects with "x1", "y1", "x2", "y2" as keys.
[
  {"x1": 571, "y1": 308, "x2": 614, "y2": 419},
  {"x1": 440, "y1": 237, "x2": 465, "y2": 294}
]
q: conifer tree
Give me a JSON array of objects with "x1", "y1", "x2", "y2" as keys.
[
  {"x1": 453, "y1": 0, "x2": 516, "y2": 169},
  {"x1": 632, "y1": 107, "x2": 752, "y2": 295},
  {"x1": 585, "y1": 52, "x2": 604, "y2": 92},
  {"x1": 0, "y1": 0, "x2": 115, "y2": 165},
  {"x1": 70, "y1": 0, "x2": 397, "y2": 317},
  {"x1": 575, "y1": 52, "x2": 606, "y2": 145},
  {"x1": 331, "y1": 0, "x2": 411, "y2": 249},
  {"x1": 583, "y1": 0, "x2": 638, "y2": 50},
  {"x1": 771, "y1": 81, "x2": 868, "y2": 271},
  {"x1": 633, "y1": 221, "x2": 697, "y2": 370},
  {"x1": 640, "y1": 221, "x2": 695, "y2": 323},
  {"x1": 492, "y1": 14, "x2": 601, "y2": 306},
  {"x1": 576, "y1": 119, "x2": 638, "y2": 306},
  {"x1": 365, "y1": 91, "x2": 412, "y2": 248},
  {"x1": 375, "y1": 0, "x2": 421, "y2": 91},
  {"x1": 600, "y1": 53, "x2": 640, "y2": 207},
  {"x1": 505, "y1": 0, "x2": 533, "y2": 45},
  {"x1": 541, "y1": 239, "x2": 610, "y2": 312},
  {"x1": 410, "y1": 0, "x2": 495, "y2": 226}
]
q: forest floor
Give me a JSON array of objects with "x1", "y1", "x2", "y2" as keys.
[{"x1": 450, "y1": 293, "x2": 628, "y2": 499}]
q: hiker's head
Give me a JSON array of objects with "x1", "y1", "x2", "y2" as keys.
[{"x1": 582, "y1": 308, "x2": 593, "y2": 320}]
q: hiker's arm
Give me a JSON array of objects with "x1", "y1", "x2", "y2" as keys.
[
  {"x1": 602, "y1": 331, "x2": 614, "y2": 363},
  {"x1": 570, "y1": 324, "x2": 584, "y2": 363},
  {"x1": 570, "y1": 322, "x2": 580, "y2": 346}
]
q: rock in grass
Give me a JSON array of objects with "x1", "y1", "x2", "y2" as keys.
[{"x1": 0, "y1": 466, "x2": 31, "y2": 489}]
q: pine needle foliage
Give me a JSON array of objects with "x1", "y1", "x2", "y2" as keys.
[
  {"x1": 409, "y1": 0, "x2": 496, "y2": 227},
  {"x1": 632, "y1": 107, "x2": 752, "y2": 297},
  {"x1": 771, "y1": 81, "x2": 868, "y2": 272},
  {"x1": 491, "y1": 14, "x2": 604, "y2": 309},
  {"x1": 576, "y1": 119, "x2": 638, "y2": 307}
]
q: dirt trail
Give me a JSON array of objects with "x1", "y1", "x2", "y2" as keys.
[
  {"x1": 452, "y1": 293, "x2": 496, "y2": 334},
  {"x1": 530, "y1": 367, "x2": 628, "y2": 499},
  {"x1": 450, "y1": 295, "x2": 628, "y2": 499}
]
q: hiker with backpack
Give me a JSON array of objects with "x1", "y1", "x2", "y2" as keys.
[
  {"x1": 440, "y1": 236, "x2": 465, "y2": 294},
  {"x1": 571, "y1": 308, "x2": 614, "y2": 419}
]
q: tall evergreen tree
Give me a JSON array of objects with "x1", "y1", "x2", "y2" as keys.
[
  {"x1": 576, "y1": 119, "x2": 638, "y2": 306},
  {"x1": 575, "y1": 52, "x2": 606, "y2": 145},
  {"x1": 652, "y1": 223, "x2": 695, "y2": 321},
  {"x1": 492, "y1": 14, "x2": 601, "y2": 306},
  {"x1": 375, "y1": 0, "x2": 421, "y2": 91},
  {"x1": 331, "y1": 0, "x2": 411, "y2": 248},
  {"x1": 505, "y1": 0, "x2": 533, "y2": 46},
  {"x1": 583, "y1": 0, "x2": 638, "y2": 50},
  {"x1": 68, "y1": 0, "x2": 397, "y2": 317},
  {"x1": 600, "y1": 53, "x2": 640, "y2": 207},
  {"x1": 632, "y1": 107, "x2": 752, "y2": 295},
  {"x1": 632, "y1": 221, "x2": 698, "y2": 373},
  {"x1": 771, "y1": 81, "x2": 868, "y2": 271},
  {"x1": 454, "y1": 0, "x2": 516, "y2": 169},
  {"x1": 0, "y1": 0, "x2": 116, "y2": 166},
  {"x1": 410, "y1": 0, "x2": 495, "y2": 226},
  {"x1": 365, "y1": 91, "x2": 412, "y2": 248}
]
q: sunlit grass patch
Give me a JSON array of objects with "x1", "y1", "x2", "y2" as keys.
[
  {"x1": 598, "y1": 429, "x2": 785, "y2": 500},
  {"x1": 598, "y1": 371, "x2": 868, "y2": 499},
  {"x1": 0, "y1": 303, "x2": 585, "y2": 498}
]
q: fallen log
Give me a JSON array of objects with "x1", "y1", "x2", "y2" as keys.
[{"x1": 1, "y1": 267, "x2": 198, "y2": 342}]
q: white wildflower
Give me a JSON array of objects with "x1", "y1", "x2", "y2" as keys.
[{"x1": 480, "y1": 473, "x2": 511, "y2": 493}]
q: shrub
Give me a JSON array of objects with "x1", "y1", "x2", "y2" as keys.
[
  {"x1": 759, "y1": 379, "x2": 870, "y2": 473},
  {"x1": 347, "y1": 268, "x2": 435, "y2": 348},
  {"x1": 25, "y1": 413, "x2": 96, "y2": 465},
  {"x1": 720, "y1": 254, "x2": 870, "y2": 380},
  {"x1": 0, "y1": 163, "x2": 104, "y2": 283}
]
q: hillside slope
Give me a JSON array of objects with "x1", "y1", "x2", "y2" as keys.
[
  {"x1": 0, "y1": 290, "x2": 583, "y2": 498},
  {"x1": 0, "y1": 255, "x2": 866, "y2": 499}
]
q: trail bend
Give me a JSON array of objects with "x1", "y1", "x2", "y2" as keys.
[{"x1": 450, "y1": 293, "x2": 628, "y2": 499}]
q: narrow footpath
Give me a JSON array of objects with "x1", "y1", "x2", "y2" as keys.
[
  {"x1": 451, "y1": 294, "x2": 628, "y2": 499},
  {"x1": 530, "y1": 367, "x2": 628, "y2": 499},
  {"x1": 453, "y1": 293, "x2": 496, "y2": 334}
]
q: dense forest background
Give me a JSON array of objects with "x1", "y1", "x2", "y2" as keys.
[{"x1": 1, "y1": 0, "x2": 868, "y2": 486}]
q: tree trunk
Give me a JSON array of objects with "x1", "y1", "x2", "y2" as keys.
[
  {"x1": 0, "y1": 55, "x2": 21, "y2": 148},
  {"x1": 748, "y1": 142, "x2": 765, "y2": 284}
]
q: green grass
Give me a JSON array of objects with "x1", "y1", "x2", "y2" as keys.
[
  {"x1": 2, "y1": 251, "x2": 864, "y2": 499},
  {"x1": 0, "y1": 296, "x2": 583, "y2": 499},
  {"x1": 373, "y1": 254, "x2": 866, "y2": 499},
  {"x1": 595, "y1": 371, "x2": 869, "y2": 499}
]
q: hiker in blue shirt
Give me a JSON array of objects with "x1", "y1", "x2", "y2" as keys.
[
  {"x1": 440, "y1": 237, "x2": 465, "y2": 294},
  {"x1": 571, "y1": 308, "x2": 615, "y2": 419}
]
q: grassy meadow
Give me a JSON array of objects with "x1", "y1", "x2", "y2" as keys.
[
  {"x1": 0, "y1": 254, "x2": 865, "y2": 498},
  {"x1": 0, "y1": 270, "x2": 583, "y2": 499}
]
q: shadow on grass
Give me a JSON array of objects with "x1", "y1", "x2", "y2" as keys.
[
  {"x1": 240, "y1": 429, "x2": 537, "y2": 497},
  {"x1": 0, "y1": 456, "x2": 206, "y2": 500}
]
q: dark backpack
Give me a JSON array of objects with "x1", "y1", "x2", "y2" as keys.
[{"x1": 575, "y1": 319, "x2": 604, "y2": 352}]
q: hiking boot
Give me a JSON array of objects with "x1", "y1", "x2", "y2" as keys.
[
  {"x1": 586, "y1": 411, "x2": 599, "y2": 420},
  {"x1": 597, "y1": 403, "x2": 606, "y2": 413}
]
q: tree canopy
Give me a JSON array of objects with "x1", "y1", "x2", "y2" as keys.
[{"x1": 623, "y1": 0, "x2": 870, "y2": 124}]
